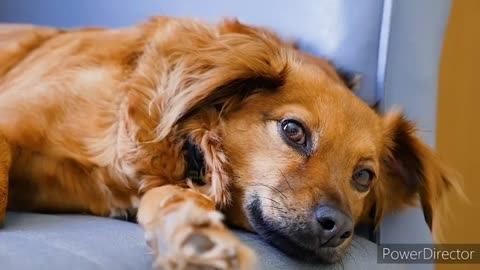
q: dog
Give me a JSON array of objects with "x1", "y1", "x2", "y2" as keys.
[{"x1": 0, "y1": 17, "x2": 458, "y2": 269}]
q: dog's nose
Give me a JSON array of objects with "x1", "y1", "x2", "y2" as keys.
[{"x1": 315, "y1": 205, "x2": 353, "y2": 247}]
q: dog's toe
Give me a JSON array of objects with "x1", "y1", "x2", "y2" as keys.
[
  {"x1": 176, "y1": 227, "x2": 249, "y2": 270},
  {"x1": 151, "y1": 202, "x2": 255, "y2": 270}
]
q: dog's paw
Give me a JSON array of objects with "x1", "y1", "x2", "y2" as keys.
[
  {"x1": 149, "y1": 201, "x2": 255, "y2": 270},
  {"x1": 166, "y1": 225, "x2": 252, "y2": 270}
]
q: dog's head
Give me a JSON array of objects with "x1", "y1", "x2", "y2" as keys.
[{"x1": 155, "y1": 19, "x2": 458, "y2": 263}]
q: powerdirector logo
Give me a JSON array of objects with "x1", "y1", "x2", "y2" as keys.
[{"x1": 378, "y1": 244, "x2": 480, "y2": 264}]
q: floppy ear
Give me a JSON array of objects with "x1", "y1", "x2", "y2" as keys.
[
  {"x1": 154, "y1": 19, "x2": 288, "y2": 140},
  {"x1": 183, "y1": 113, "x2": 233, "y2": 207},
  {"x1": 143, "y1": 19, "x2": 288, "y2": 206},
  {"x1": 372, "y1": 111, "x2": 460, "y2": 236}
]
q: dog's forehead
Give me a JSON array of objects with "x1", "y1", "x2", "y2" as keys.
[
  {"x1": 283, "y1": 62, "x2": 378, "y2": 120},
  {"x1": 279, "y1": 62, "x2": 383, "y2": 146}
]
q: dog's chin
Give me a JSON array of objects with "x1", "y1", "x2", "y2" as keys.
[
  {"x1": 246, "y1": 197, "x2": 349, "y2": 264},
  {"x1": 257, "y1": 227, "x2": 348, "y2": 263}
]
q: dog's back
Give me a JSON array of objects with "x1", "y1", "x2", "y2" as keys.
[
  {"x1": 0, "y1": 25, "x2": 61, "y2": 80},
  {"x1": 0, "y1": 23, "x2": 147, "y2": 215},
  {"x1": 0, "y1": 17, "x2": 218, "y2": 216}
]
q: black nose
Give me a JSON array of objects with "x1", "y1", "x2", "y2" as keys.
[{"x1": 315, "y1": 205, "x2": 353, "y2": 247}]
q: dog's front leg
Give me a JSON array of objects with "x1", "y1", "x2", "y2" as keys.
[
  {"x1": 138, "y1": 185, "x2": 255, "y2": 270},
  {"x1": 0, "y1": 132, "x2": 12, "y2": 226}
]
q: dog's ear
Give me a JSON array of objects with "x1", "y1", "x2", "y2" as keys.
[
  {"x1": 335, "y1": 68, "x2": 361, "y2": 91},
  {"x1": 147, "y1": 19, "x2": 288, "y2": 206},
  {"x1": 371, "y1": 111, "x2": 460, "y2": 235},
  {"x1": 155, "y1": 19, "x2": 288, "y2": 140}
]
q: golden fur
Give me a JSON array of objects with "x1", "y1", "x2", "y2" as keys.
[{"x1": 0, "y1": 17, "x2": 458, "y2": 269}]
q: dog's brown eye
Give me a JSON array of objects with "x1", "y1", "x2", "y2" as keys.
[
  {"x1": 352, "y1": 168, "x2": 375, "y2": 192},
  {"x1": 281, "y1": 120, "x2": 306, "y2": 145}
]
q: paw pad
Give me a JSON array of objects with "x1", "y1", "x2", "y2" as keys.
[{"x1": 182, "y1": 232, "x2": 215, "y2": 254}]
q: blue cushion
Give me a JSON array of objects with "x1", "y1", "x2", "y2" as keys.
[
  {"x1": 0, "y1": 212, "x2": 405, "y2": 270},
  {"x1": 0, "y1": 212, "x2": 151, "y2": 270}
]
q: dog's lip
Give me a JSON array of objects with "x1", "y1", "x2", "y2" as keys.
[
  {"x1": 246, "y1": 196, "x2": 344, "y2": 263},
  {"x1": 264, "y1": 230, "x2": 325, "y2": 261}
]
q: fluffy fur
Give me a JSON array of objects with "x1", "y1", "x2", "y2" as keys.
[{"x1": 0, "y1": 17, "x2": 458, "y2": 269}]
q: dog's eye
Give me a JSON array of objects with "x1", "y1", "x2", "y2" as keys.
[
  {"x1": 281, "y1": 120, "x2": 306, "y2": 145},
  {"x1": 352, "y1": 168, "x2": 375, "y2": 192}
]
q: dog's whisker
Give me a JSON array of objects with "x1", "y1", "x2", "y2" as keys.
[
  {"x1": 255, "y1": 196, "x2": 283, "y2": 207},
  {"x1": 247, "y1": 183, "x2": 287, "y2": 199},
  {"x1": 254, "y1": 194, "x2": 298, "y2": 212},
  {"x1": 277, "y1": 168, "x2": 294, "y2": 194},
  {"x1": 262, "y1": 205, "x2": 289, "y2": 214},
  {"x1": 256, "y1": 195, "x2": 299, "y2": 214}
]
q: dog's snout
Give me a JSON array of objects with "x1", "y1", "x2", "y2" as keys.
[{"x1": 315, "y1": 205, "x2": 353, "y2": 247}]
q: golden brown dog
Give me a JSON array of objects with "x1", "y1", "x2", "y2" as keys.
[{"x1": 0, "y1": 17, "x2": 458, "y2": 269}]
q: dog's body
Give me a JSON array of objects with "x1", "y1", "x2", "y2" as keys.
[{"x1": 0, "y1": 18, "x2": 457, "y2": 269}]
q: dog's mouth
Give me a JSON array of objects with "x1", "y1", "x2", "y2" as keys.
[{"x1": 246, "y1": 196, "x2": 348, "y2": 263}]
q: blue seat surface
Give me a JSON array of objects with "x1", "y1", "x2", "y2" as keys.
[{"x1": 0, "y1": 212, "x2": 406, "y2": 270}]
